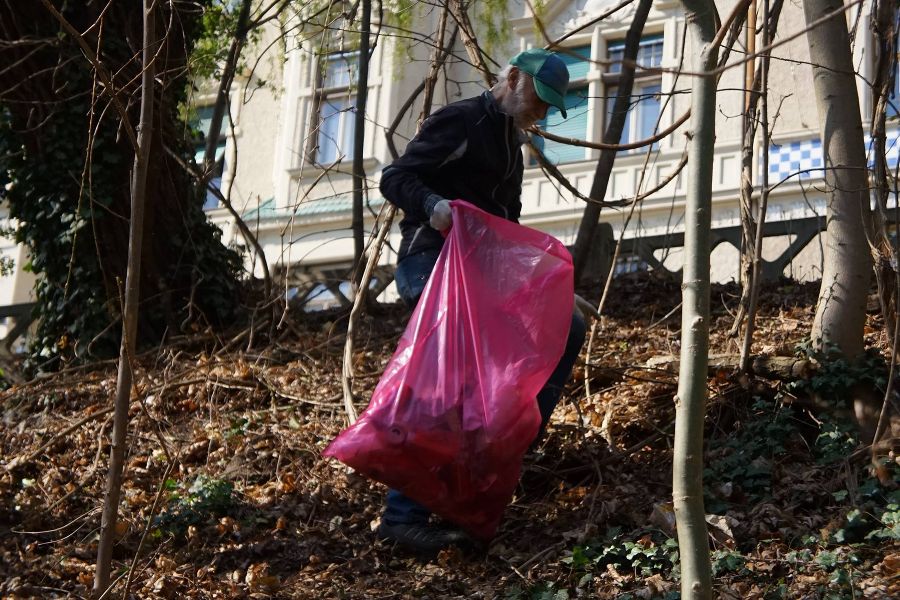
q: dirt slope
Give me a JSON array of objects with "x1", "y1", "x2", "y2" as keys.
[{"x1": 1, "y1": 272, "x2": 897, "y2": 599}]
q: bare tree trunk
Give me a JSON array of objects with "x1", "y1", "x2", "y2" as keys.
[
  {"x1": 732, "y1": 0, "x2": 757, "y2": 335},
  {"x1": 351, "y1": 0, "x2": 372, "y2": 282},
  {"x1": 93, "y1": 1, "x2": 155, "y2": 596},
  {"x1": 448, "y1": 0, "x2": 495, "y2": 86},
  {"x1": 418, "y1": 5, "x2": 450, "y2": 127},
  {"x1": 739, "y1": 0, "x2": 773, "y2": 372},
  {"x1": 674, "y1": 0, "x2": 717, "y2": 596},
  {"x1": 804, "y1": 0, "x2": 873, "y2": 358},
  {"x1": 571, "y1": 0, "x2": 652, "y2": 282},
  {"x1": 869, "y1": 0, "x2": 898, "y2": 345},
  {"x1": 341, "y1": 7, "x2": 453, "y2": 422},
  {"x1": 200, "y1": 0, "x2": 273, "y2": 300},
  {"x1": 4, "y1": 2, "x2": 243, "y2": 363},
  {"x1": 729, "y1": 0, "x2": 784, "y2": 347},
  {"x1": 202, "y1": 0, "x2": 251, "y2": 180}
]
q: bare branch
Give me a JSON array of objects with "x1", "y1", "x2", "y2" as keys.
[
  {"x1": 38, "y1": 0, "x2": 138, "y2": 152},
  {"x1": 532, "y1": 110, "x2": 690, "y2": 152}
]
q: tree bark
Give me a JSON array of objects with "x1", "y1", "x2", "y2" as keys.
[
  {"x1": 869, "y1": 0, "x2": 899, "y2": 346},
  {"x1": 448, "y1": 0, "x2": 495, "y2": 87},
  {"x1": 737, "y1": 0, "x2": 757, "y2": 295},
  {"x1": 646, "y1": 354, "x2": 815, "y2": 380},
  {"x1": 738, "y1": 0, "x2": 774, "y2": 372},
  {"x1": 803, "y1": 0, "x2": 873, "y2": 358},
  {"x1": 732, "y1": 1, "x2": 759, "y2": 339},
  {"x1": 674, "y1": 0, "x2": 717, "y2": 597},
  {"x1": 93, "y1": 2, "x2": 155, "y2": 595},
  {"x1": 0, "y1": 1, "x2": 242, "y2": 366}
]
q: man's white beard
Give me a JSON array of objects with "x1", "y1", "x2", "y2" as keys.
[{"x1": 509, "y1": 81, "x2": 533, "y2": 130}]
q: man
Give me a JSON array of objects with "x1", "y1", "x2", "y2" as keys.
[{"x1": 377, "y1": 48, "x2": 587, "y2": 555}]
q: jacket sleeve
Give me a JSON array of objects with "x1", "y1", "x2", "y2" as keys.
[{"x1": 379, "y1": 106, "x2": 468, "y2": 222}]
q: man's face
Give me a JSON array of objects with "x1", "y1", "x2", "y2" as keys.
[{"x1": 507, "y1": 72, "x2": 551, "y2": 130}]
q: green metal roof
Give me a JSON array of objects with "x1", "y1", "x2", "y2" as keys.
[{"x1": 241, "y1": 194, "x2": 384, "y2": 221}]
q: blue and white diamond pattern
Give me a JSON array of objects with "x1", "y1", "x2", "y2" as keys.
[
  {"x1": 866, "y1": 129, "x2": 900, "y2": 170},
  {"x1": 767, "y1": 139, "x2": 824, "y2": 182},
  {"x1": 766, "y1": 129, "x2": 900, "y2": 183}
]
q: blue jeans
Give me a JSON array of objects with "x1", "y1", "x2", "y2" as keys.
[{"x1": 384, "y1": 249, "x2": 587, "y2": 525}]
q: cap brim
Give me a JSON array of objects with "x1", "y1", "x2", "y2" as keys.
[{"x1": 533, "y1": 78, "x2": 567, "y2": 118}]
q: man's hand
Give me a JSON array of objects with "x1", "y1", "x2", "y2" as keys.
[{"x1": 429, "y1": 199, "x2": 452, "y2": 231}]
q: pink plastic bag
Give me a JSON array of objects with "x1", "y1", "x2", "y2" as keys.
[{"x1": 324, "y1": 200, "x2": 574, "y2": 539}]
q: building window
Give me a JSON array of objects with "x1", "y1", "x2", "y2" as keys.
[
  {"x1": 532, "y1": 46, "x2": 591, "y2": 166},
  {"x1": 604, "y1": 34, "x2": 663, "y2": 150},
  {"x1": 192, "y1": 105, "x2": 229, "y2": 211},
  {"x1": 311, "y1": 51, "x2": 358, "y2": 165}
]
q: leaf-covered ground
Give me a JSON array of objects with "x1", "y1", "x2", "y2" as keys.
[{"x1": 1, "y1": 272, "x2": 898, "y2": 599}]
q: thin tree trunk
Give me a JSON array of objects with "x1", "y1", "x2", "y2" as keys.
[
  {"x1": 419, "y1": 5, "x2": 449, "y2": 127},
  {"x1": 93, "y1": 1, "x2": 155, "y2": 596},
  {"x1": 804, "y1": 0, "x2": 873, "y2": 358},
  {"x1": 571, "y1": 0, "x2": 652, "y2": 282},
  {"x1": 341, "y1": 8, "x2": 452, "y2": 421},
  {"x1": 448, "y1": 0, "x2": 495, "y2": 86},
  {"x1": 674, "y1": 0, "x2": 717, "y2": 597},
  {"x1": 731, "y1": 0, "x2": 757, "y2": 337},
  {"x1": 739, "y1": 0, "x2": 773, "y2": 372},
  {"x1": 351, "y1": 0, "x2": 372, "y2": 283},
  {"x1": 202, "y1": 0, "x2": 251, "y2": 179},
  {"x1": 200, "y1": 0, "x2": 272, "y2": 300},
  {"x1": 863, "y1": 0, "x2": 900, "y2": 450},
  {"x1": 869, "y1": 0, "x2": 898, "y2": 345},
  {"x1": 729, "y1": 0, "x2": 784, "y2": 345}
]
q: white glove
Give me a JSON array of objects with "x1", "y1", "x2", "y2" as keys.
[{"x1": 429, "y1": 199, "x2": 452, "y2": 231}]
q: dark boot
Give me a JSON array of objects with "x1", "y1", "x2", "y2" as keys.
[{"x1": 377, "y1": 520, "x2": 472, "y2": 558}]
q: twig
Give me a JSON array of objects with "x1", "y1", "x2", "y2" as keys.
[
  {"x1": 12, "y1": 507, "x2": 99, "y2": 535},
  {"x1": 15, "y1": 406, "x2": 114, "y2": 468},
  {"x1": 517, "y1": 541, "x2": 566, "y2": 572},
  {"x1": 871, "y1": 315, "x2": 899, "y2": 456},
  {"x1": 341, "y1": 204, "x2": 396, "y2": 423},
  {"x1": 247, "y1": 395, "x2": 345, "y2": 412},
  {"x1": 94, "y1": 567, "x2": 128, "y2": 600},
  {"x1": 37, "y1": 0, "x2": 138, "y2": 152},
  {"x1": 547, "y1": 0, "x2": 636, "y2": 48},
  {"x1": 164, "y1": 146, "x2": 272, "y2": 300},
  {"x1": 122, "y1": 459, "x2": 177, "y2": 600},
  {"x1": 47, "y1": 466, "x2": 96, "y2": 513},
  {"x1": 645, "y1": 301, "x2": 683, "y2": 332},
  {"x1": 447, "y1": 0, "x2": 496, "y2": 86},
  {"x1": 339, "y1": 14, "x2": 456, "y2": 423}
]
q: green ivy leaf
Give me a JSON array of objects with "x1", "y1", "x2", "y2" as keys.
[{"x1": 814, "y1": 550, "x2": 838, "y2": 570}]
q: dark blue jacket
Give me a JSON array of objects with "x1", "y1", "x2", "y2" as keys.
[{"x1": 379, "y1": 91, "x2": 524, "y2": 261}]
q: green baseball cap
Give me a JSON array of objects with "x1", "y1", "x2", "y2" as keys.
[{"x1": 509, "y1": 48, "x2": 570, "y2": 118}]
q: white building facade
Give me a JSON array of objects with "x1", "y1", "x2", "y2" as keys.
[{"x1": 1, "y1": 0, "x2": 894, "y2": 319}]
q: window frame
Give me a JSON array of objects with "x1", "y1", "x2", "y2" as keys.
[
  {"x1": 307, "y1": 49, "x2": 360, "y2": 165},
  {"x1": 602, "y1": 34, "x2": 664, "y2": 151},
  {"x1": 529, "y1": 44, "x2": 593, "y2": 167}
]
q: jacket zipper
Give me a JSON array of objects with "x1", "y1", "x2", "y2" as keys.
[{"x1": 494, "y1": 115, "x2": 516, "y2": 218}]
